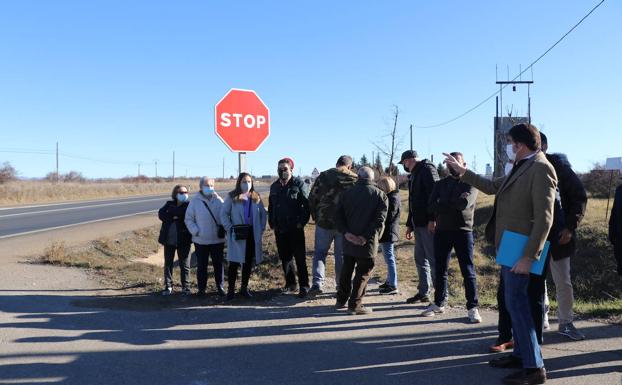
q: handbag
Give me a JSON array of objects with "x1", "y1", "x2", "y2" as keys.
[
  {"x1": 232, "y1": 224, "x2": 252, "y2": 240},
  {"x1": 232, "y1": 200, "x2": 253, "y2": 240},
  {"x1": 201, "y1": 201, "x2": 226, "y2": 238}
]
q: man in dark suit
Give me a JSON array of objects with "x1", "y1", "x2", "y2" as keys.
[{"x1": 610, "y1": 181, "x2": 622, "y2": 274}]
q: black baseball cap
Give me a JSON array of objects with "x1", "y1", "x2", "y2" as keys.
[{"x1": 398, "y1": 150, "x2": 418, "y2": 164}]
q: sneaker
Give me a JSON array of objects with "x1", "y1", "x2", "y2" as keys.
[
  {"x1": 543, "y1": 312, "x2": 550, "y2": 330},
  {"x1": 181, "y1": 287, "x2": 192, "y2": 296},
  {"x1": 216, "y1": 287, "x2": 226, "y2": 297},
  {"x1": 468, "y1": 307, "x2": 483, "y2": 323},
  {"x1": 240, "y1": 287, "x2": 253, "y2": 298},
  {"x1": 379, "y1": 286, "x2": 399, "y2": 295},
  {"x1": 421, "y1": 303, "x2": 445, "y2": 317},
  {"x1": 348, "y1": 306, "x2": 373, "y2": 315},
  {"x1": 378, "y1": 281, "x2": 389, "y2": 290},
  {"x1": 226, "y1": 290, "x2": 235, "y2": 301},
  {"x1": 558, "y1": 322, "x2": 586, "y2": 341},
  {"x1": 309, "y1": 285, "x2": 324, "y2": 294},
  {"x1": 161, "y1": 287, "x2": 172, "y2": 296},
  {"x1": 298, "y1": 287, "x2": 309, "y2": 299},
  {"x1": 281, "y1": 285, "x2": 298, "y2": 295},
  {"x1": 335, "y1": 300, "x2": 347, "y2": 309},
  {"x1": 406, "y1": 293, "x2": 430, "y2": 304}
]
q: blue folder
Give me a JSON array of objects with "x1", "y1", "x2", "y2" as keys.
[{"x1": 496, "y1": 230, "x2": 550, "y2": 275}]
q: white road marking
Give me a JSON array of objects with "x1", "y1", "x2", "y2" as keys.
[
  {"x1": 0, "y1": 198, "x2": 165, "y2": 218},
  {"x1": 0, "y1": 210, "x2": 157, "y2": 240},
  {"x1": 0, "y1": 194, "x2": 169, "y2": 211}
]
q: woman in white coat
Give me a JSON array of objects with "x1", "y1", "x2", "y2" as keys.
[{"x1": 220, "y1": 172, "x2": 267, "y2": 300}]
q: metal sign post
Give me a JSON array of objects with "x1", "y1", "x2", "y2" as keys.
[{"x1": 239, "y1": 152, "x2": 247, "y2": 173}]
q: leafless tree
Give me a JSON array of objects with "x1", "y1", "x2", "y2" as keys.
[{"x1": 372, "y1": 105, "x2": 403, "y2": 177}]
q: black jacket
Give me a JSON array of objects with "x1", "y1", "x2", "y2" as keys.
[
  {"x1": 406, "y1": 159, "x2": 440, "y2": 228},
  {"x1": 428, "y1": 176, "x2": 478, "y2": 232},
  {"x1": 336, "y1": 179, "x2": 388, "y2": 259},
  {"x1": 268, "y1": 177, "x2": 310, "y2": 233},
  {"x1": 158, "y1": 200, "x2": 192, "y2": 247},
  {"x1": 546, "y1": 153, "x2": 588, "y2": 260},
  {"x1": 379, "y1": 190, "x2": 401, "y2": 243}
]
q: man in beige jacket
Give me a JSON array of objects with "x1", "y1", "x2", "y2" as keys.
[{"x1": 445, "y1": 123, "x2": 557, "y2": 385}]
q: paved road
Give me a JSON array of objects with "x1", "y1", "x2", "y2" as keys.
[{"x1": 0, "y1": 188, "x2": 269, "y2": 239}]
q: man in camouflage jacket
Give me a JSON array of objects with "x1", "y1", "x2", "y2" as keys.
[{"x1": 308, "y1": 155, "x2": 358, "y2": 293}]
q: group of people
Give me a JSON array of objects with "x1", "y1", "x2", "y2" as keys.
[{"x1": 158, "y1": 122, "x2": 608, "y2": 385}]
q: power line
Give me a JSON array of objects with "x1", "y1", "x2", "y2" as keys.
[{"x1": 413, "y1": 0, "x2": 606, "y2": 129}]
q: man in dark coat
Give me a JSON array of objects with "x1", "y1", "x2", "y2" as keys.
[
  {"x1": 610, "y1": 182, "x2": 622, "y2": 274},
  {"x1": 423, "y1": 152, "x2": 481, "y2": 324},
  {"x1": 335, "y1": 167, "x2": 388, "y2": 315},
  {"x1": 398, "y1": 150, "x2": 440, "y2": 304},
  {"x1": 541, "y1": 133, "x2": 588, "y2": 341},
  {"x1": 268, "y1": 157, "x2": 311, "y2": 298}
]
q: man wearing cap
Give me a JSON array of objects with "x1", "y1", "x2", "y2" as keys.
[
  {"x1": 398, "y1": 150, "x2": 440, "y2": 304},
  {"x1": 268, "y1": 157, "x2": 311, "y2": 298}
]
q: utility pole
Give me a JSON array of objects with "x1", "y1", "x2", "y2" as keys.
[
  {"x1": 172, "y1": 151, "x2": 175, "y2": 180},
  {"x1": 154, "y1": 160, "x2": 158, "y2": 178},
  {"x1": 138, "y1": 162, "x2": 141, "y2": 176},
  {"x1": 409, "y1": 124, "x2": 413, "y2": 150},
  {"x1": 55, "y1": 142, "x2": 59, "y2": 182}
]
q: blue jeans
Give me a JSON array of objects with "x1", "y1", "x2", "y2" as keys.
[
  {"x1": 433, "y1": 230, "x2": 478, "y2": 309},
  {"x1": 381, "y1": 242, "x2": 398, "y2": 288},
  {"x1": 312, "y1": 226, "x2": 344, "y2": 289},
  {"x1": 414, "y1": 226, "x2": 435, "y2": 297},
  {"x1": 502, "y1": 266, "x2": 544, "y2": 369}
]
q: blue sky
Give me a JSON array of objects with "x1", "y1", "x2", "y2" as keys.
[{"x1": 0, "y1": 1, "x2": 620, "y2": 179}]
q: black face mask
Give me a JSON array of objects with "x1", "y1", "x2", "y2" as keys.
[{"x1": 278, "y1": 170, "x2": 290, "y2": 180}]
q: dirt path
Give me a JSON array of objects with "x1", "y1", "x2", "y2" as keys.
[{"x1": 1, "y1": 219, "x2": 622, "y2": 385}]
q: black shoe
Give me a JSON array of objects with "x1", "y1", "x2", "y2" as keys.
[
  {"x1": 226, "y1": 291, "x2": 235, "y2": 301},
  {"x1": 335, "y1": 300, "x2": 347, "y2": 309},
  {"x1": 298, "y1": 287, "x2": 308, "y2": 299},
  {"x1": 282, "y1": 285, "x2": 298, "y2": 295},
  {"x1": 502, "y1": 368, "x2": 546, "y2": 385},
  {"x1": 379, "y1": 286, "x2": 399, "y2": 295},
  {"x1": 240, "y1": 287, "x2": 253, "y2": 298},
  {"x1": 489, "y1": 354, "x2": 523, "y2": 369},
  {"x1": 406, "y1": 293, "x2": 430, "y2": 304},
  {"x1": 379, "y1": 281, "x2": 389, "y2": 290},
  {"x1": 217, "y1": 287, "x2": 226, "y2": 297},
  {"x1": 196, "y1": 290, "x2": 206, "y2": 297},
  {"x1": 309, "y1": 285, "x2": 324, "y2": 294}
]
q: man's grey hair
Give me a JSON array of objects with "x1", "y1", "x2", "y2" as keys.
[
  {"x1": 199, "y1": 177, "x2": 213, "y2": 187},
  {"x1": 357, "y1": 166, "x2": 374, "y2": 180}
]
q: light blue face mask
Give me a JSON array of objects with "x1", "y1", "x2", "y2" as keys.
[
  {"x1": 202, "y1": 187, "x2": 215, "y2": 195},
  {"x1": 176, "y1": 193, "x2": 189, "y2": 202}
]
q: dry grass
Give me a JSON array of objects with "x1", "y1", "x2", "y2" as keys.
[{"x1": 0, "y1": 179, "x2": 242, "y2": 205}]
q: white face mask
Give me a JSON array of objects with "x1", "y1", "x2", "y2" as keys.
[
  {"x1": 240, "y1": 181, "x2": 252, "y2": 193},
  {"x1": 506, "y1": 144, "x2": 516, "y2": 161}
]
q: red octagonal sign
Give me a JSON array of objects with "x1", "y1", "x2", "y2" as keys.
[{"x1": 215, "y1": 88, "x2": 270, "y2": 152}]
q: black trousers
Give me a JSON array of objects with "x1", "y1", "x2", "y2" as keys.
[
  {"x1": 337, "y1": 255, "x2": 375, "y2": 310},
  {"x1": 275, "y1": 228, "x2": 309, "y2": 289},
  {"x1": 497, "y1": 254, "x2": 550, "y2": 344},
  {"x1": 195, "y1": 243, "x2": 225, "y2": 292},
  {"x1": 227, "y1": 232, "x2": 255, "y2": 292},
  {"x1": 163, "y1": 243, "x2": 191, "y2": 289}
]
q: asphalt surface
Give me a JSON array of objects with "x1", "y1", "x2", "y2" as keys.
[{"x1": 0, "y1": 188, "x2": 269, "y2": 239}]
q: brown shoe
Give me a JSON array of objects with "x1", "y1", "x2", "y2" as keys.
[
  {"x1": 489, "y1": 339, "x2": 514, "y2": 353},
  {"x1": 502, "y1": 368, "x2": 546, "y2": 385}
]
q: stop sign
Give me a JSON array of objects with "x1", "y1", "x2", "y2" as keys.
[{"x1": 215, "y1": 88, "x2": 270, "y2": 152}]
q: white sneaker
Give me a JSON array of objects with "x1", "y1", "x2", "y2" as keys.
[
  {"x1": 543, "y1": 313, "x2": 550, "y2": 330},
  {"x1": 421, "y1": 304, "x2": 445, "y2": 317},
  {"x1": 161, "y1": 287, "x2": 172, "y2": 296},
  {"x1": 468, "y1": 307, "x2": 482, "y2": 323}
]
